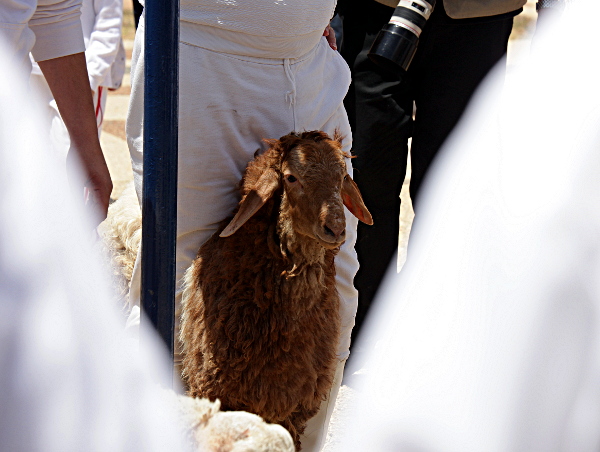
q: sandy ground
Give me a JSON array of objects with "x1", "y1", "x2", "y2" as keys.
[{"x1": 101, "y1": 1, "x2": 537, "y2": 449}]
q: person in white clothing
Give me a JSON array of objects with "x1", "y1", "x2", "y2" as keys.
[
  {"x1": 126, "y1": 2, "x2": 359, "y2": 450},
  {"x1": 332, "y1": 1, "x2": 600, "y2": 450},
  {"x1": 30, "y1": 0, "x2": 126, "y2": 164},
  {"x1": 0, "y1": 0, "x2": 113, "y2": 224}
]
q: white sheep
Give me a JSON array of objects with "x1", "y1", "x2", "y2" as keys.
[{"x1": 164, "y1": 391, "x2": 294, "y2": 452}]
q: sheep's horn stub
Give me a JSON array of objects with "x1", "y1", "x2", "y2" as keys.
[{"x1": 341, "y1": 174, "x2": 373, "y2": 225}]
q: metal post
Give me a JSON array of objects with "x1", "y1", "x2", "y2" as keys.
[{"x1": 141, "y1": 0, "x2": 179, "y2": 384}]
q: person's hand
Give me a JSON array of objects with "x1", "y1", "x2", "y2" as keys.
[
  {"x1": 323, "y1": 23, "x2": 337, "y2": 50},
  {"x1": 67, "y1": 144, "x2": 113, "y2": 225}
]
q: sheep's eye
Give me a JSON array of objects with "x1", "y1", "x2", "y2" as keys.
[{"x1": 286, "y1": 175, "x2": 297, "y2": 183}]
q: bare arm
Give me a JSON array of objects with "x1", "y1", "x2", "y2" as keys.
[{"x1": 39, "y1": 52, "x2": 113, "y2": 225}]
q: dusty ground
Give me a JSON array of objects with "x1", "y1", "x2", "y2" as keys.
[{"x1": 102, "y1": 1, "x2": 537, "y2": 449}]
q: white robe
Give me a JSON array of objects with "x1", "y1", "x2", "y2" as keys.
[{"x1": 0, "y1": 37, "x2": 189, "y2": 452}]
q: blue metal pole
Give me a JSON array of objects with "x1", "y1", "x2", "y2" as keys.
[{"x1": 141, "y1": 0, "x2": 179, "y2": 382}]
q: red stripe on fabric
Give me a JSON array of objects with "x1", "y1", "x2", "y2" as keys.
[{"x1": 95, "y1": 86, "x2": 104, "y2": 129}]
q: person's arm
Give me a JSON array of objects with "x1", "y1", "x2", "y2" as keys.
[{"x1": 39, "y1": 52, "x2": 113, "y2": 224}]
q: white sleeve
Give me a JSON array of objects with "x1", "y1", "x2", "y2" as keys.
[
  {"x1": 85, "y1": 0, "x2": 123, "y2": 92},
  {"x1": 29, "y1": 0, "x2": 85, "y2": 62}
]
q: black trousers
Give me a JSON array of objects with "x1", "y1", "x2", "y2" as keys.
[{"x1": 340, "y1": 0, "x2": 517, "y2": 345}]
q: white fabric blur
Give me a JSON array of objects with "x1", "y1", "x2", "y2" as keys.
[
  {"x1": 0, "y1": 0, "x2": 85, "y2": 72},
  {"x1": 0, "y1": 38, "x2": 190, "y2": 452},
  {"x1": 334, "y1": 1, "x2": 600, "y2": 451}
]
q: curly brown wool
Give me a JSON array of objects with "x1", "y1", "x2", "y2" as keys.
[{"x1": 180, "y1": 130, "x2": 372, "y2": 450}]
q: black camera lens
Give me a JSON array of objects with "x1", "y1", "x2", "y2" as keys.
[{"x1": 368, "y1": 0, "x2": 436, "y2": 76}]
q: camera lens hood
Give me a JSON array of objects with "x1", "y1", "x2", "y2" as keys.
[{"x1": 368, "y1": 24, "x2": 419, "y2": 76}]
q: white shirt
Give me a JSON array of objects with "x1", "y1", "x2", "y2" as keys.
[
  {"x1": 81, "y1": 0, "x2": 125, "y2": 91},
  {"x1": 29, "y1": 0, "x2": 125, "y2": 90},
  {"x1": 0, "y1": 0, "x2": 85, "y2": 72},
  {"x1": 179, "y1": 0, "x2": 336, "y2": 58}
]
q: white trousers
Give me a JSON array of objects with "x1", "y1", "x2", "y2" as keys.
[{"x1": 127, "y1": 17, "x2": 358, "y2": 451}]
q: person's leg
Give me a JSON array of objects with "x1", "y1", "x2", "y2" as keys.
[
  {"x1": 408, "y1": 4, "x2": 517, "y2": 207},
  {"x1": 340, "y1": 0, "x2": 413, "y2": 346}
]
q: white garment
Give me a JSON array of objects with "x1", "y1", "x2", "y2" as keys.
[
  {"x1": 127, "y1": 6, "x2": 359, "y2": 450},
  {"x1": 335, "y1": 1, "x2": 600, "y2": 451},
  {"x1": 180, "y1": 0, "x2": 336, "y2": 59},
  {"x1": 81, "y1": 0, "x2": 125, "y2": 91},
  {"x1": 0, "y1": 0, "x2": 85, "y2": 72},
  {"x1": 0, "y1": 37, "x2": 190, "y2": 452}
]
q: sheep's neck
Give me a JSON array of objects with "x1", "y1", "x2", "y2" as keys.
[{"x1": 276, "y1": 212, "x2": 326, "y2": 273}]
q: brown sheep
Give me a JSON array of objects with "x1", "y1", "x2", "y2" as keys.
[{"x1": 180, "y1": 130, "x2": 372, "y2": 450}]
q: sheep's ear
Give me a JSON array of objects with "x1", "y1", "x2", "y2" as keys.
[
  {"x1": 342, "y1": 174, "x2": 373, "y2": 225},
  {"x1": 220, "y1": 169, "x2": 280, "y2": 237}
]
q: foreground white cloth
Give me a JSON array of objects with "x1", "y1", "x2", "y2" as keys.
[
  {"x1": 334, "y1": 2, "x2": 600, "y2": 450},
  {"x1": 0, "y1": 38, "x2": 189, "y2": 452}
]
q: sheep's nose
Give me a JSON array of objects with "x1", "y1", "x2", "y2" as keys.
[{"x1": 324, "y1": 223, "x2": 346, "y2": 241}]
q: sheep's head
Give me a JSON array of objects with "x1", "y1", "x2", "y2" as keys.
[{"x1": 220, "y1": 131, "x2": 373, "y2": 250}]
